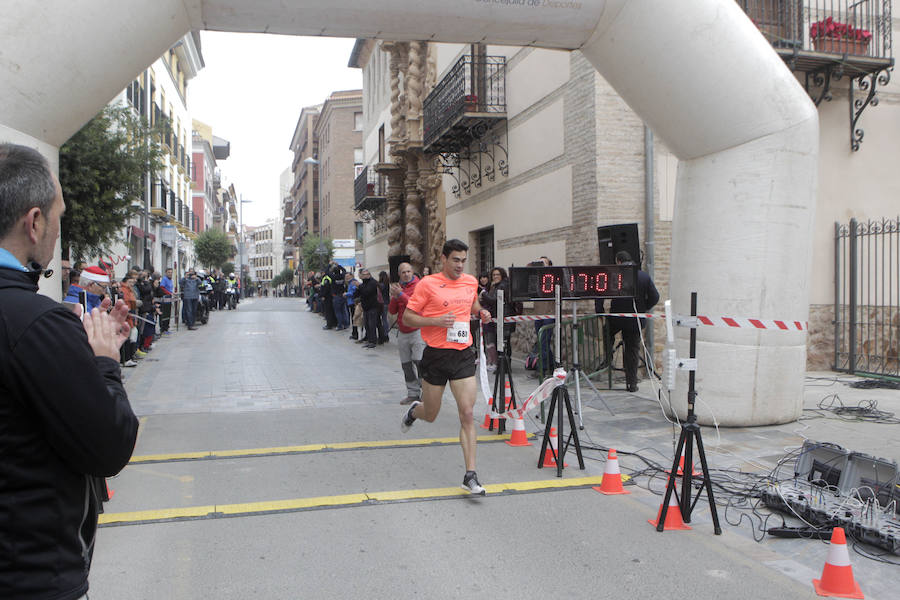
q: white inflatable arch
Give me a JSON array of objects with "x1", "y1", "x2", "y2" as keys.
[{"x1": 0, "y1": 0, "x2": 818, "y2": 426}]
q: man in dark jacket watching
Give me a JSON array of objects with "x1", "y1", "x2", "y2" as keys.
[
  {"x1": 354, "y1": 268, "x2": 380, "y2": 348},
  {"x1": 596, "y1": 250, "x2": 659, "y2": 393},
  {"x1": 0, "y1": 143, "x2": 139, "y2": 600}
]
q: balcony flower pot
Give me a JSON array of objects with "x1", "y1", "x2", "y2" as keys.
[
  {"x1": 366, "y1": 183, "x2": 375, "y2": 196},
  {"x1": 463, "y1": 94, "x2": 478, "y2": 112},
  {"x1": 810, "y1": 17, "x2": 872, "y2": 55}
]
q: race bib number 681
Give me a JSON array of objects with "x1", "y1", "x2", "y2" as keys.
[{"x1": 446, "y1": 321, "x2": 470, "y2": 344}]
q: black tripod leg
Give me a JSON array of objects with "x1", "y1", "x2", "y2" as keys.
[
  {"x1": 504, "y1": 354, "x2": 518, "y2": 411},
  {"x1": 681, "y1": 433, "x2": 694, "y2": 522},
  {"x1": 657, "y1": 430, "x2": 687, "y2": 532},
  {"x1": 538, "y1": 393, "x2": 557, "y2": 470},
  {"x1": 693, "y1": 428, "x2": 722, "y2": 535},
  {"x1": 556, "y1": 385, "x2": 564, "y2": 477},
  {"x1": 561, "y1": 386, "x2": 585, "y2": 469}
]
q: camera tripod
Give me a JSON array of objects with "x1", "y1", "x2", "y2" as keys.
[{"x1": 656, "y1": 292, "x2": 721, "y2": 534}]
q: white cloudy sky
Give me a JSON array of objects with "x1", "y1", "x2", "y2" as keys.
[{"x1": 188, "y1": 31, "x2": 362, "y2": 227}]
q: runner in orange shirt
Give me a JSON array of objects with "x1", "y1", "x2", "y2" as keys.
[{"x1": 400, "y1": 239, "x2": 492, "y2": 494}]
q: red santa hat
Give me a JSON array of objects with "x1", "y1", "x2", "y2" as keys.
[{"x1": 81, "y1": 265, "x2": 110, "y2": 284}]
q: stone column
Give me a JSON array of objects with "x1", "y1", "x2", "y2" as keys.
[
  {"x1": 386, "y1": 163, "x2": 405, "y2": 257},
  {"x1": 417, "y1": 154, "x2": 444, "y2": 271},
  {"x1": 403, "y1": 154, "x2": 424, "y2": 269},
  {"x1": 384, "y1": 42, "x2": 403, "y2": 145},
  {"x1": 406, "y1": 41, "x2": 425, "y2": 144}
]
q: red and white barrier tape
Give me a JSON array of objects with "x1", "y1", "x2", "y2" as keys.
[
  {"x1": 693, "y1": 315, "x2": 807, "y2": 331},
  {"x1": 493, "y1": 312, "x2": 807, "y2": 330},
  {"x1": 477, "y1": 324, "x2": 565, "y2": 421}
]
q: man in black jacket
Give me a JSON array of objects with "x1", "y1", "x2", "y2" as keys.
[
  {"x1": 354, "y1": 268, "x2": 381, "y2": 348},
  {"x1": 0, "y1": 143, "x2": 139, "y2": 600},
  {"x1": 596, "y1": 250, "x2": 660, "y2": 393}
]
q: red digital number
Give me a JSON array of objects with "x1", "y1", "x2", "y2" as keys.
[
  {"x1": 541, "y1": 273, "x2": 555, "y2": 294},
  {"x1": 595, "y1": 272, "x2": 608, "y2": 292},
  {"x1": 578, "y1": 272, "x2": 589, "y2": 291},
  {"x1": 616, "y1": 272, "x2": 623, "y2": 290}
]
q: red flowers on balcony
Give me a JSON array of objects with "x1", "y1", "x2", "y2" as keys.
[
  {"x1": 810, "y1": 17, "x2": 872, "y2": 55},
  {"x1": 810, "y1": 17, "x2": 872, "y2": 42}
]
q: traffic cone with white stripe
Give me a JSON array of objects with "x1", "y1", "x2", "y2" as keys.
[
  {"x1": 592, "y1": 449, "x2": 630, "y2": 495},
  {"x1": 506, "y1": 412, "x2": 532, "y2": 447},
  {"x1": 668, "y1": 447, "x2": 700, "y2": 477},
  {"x1": 648, "y1": 492, "x2": 691, "y2": 531},
  {"x1": 481, "y1": 396, "x2": 499, "y2": 429},
  {"x1": 812, "y1": 527, "x2": 864, "y2": 599},
  {"x1": 480, "y1": 397, "x2": 496, "y2": 430},
  {"x1": 677, "y1": 447, "x2": 701, "y2": 477},
  {"x1": 541, "y1": 427, "x2": 568, "y2": 467}
]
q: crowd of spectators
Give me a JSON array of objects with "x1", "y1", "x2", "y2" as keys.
[
  {"x1": 60, "y1": 262, "x2": 230, "y2": 369},
  {"x1": 303, "y1": 260, "x2": 522, "y2": 365},
  {"x1": 305, "y1": 262, "x2": 395, "y2": 349}
]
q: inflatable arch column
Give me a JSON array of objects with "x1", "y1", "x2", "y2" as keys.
[{"x1": 1, "y1": 1, "x2": 817, "y2": 424}]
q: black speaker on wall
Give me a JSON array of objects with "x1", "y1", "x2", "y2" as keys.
[
  {"x1": 388, "y1": 255, "x2": 411, "y2": 283},
  {"x1": 597, "y1": 223, "x2": 641, "y2": 268}
]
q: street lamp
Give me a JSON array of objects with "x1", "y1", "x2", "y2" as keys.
[{"x1": 239, "y1": 196, "x2": 252, "y2": 297}]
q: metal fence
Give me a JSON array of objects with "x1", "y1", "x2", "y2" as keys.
[
  {"x1": 736, "y1": 0, "x2": 892, "y2": 57},
  {"x1": 423, "y1": 54, "x2": 506, "y2": 150},
  {"x1": 834, "y1": 216, "x2": 900, "y2": 378}
]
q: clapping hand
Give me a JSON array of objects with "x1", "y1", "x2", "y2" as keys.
[{"x1": 82, "y1": 300, "x2": 131, "y2": 360}]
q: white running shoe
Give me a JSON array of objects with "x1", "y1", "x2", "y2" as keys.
[
  {"x1": 401, "y1": 400, "x2": 421, "y2": 432},
  {"x1": 461, "y1": 471, "x2": 486, "y2": 495}
]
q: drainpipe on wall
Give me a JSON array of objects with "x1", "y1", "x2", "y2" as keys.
[{"x1": 644, "y1": 125, "x2": 654, "y2": 357}]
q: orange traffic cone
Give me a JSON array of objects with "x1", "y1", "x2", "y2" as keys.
[
  {"x1": 541, "y1": 427, "x2": 568, "y2": 467},
  {"x1": 678, "y1": 447, "x2": 701, "y2": 476},
  {"x1": 506, "y1": 413, "x2": 532, "y2": 447},
  {"x1": 812, "y1": 527, "x2": 864, "y2": 599},
  {"x1": 105, "y1": 480, "x2": 115, "y2": 500},
  {"x1": 592, "y1": 449, "x2": 630, "y2": 495},
  {"x1": 668, "y1": 447, "x2": 700, "y2": 477},
  {"x1": 480, "y1": 397, "x2": 495, "y2": 430},
  {"x1": 649, "y1": 493, "x2": 691, "y2": 530}
]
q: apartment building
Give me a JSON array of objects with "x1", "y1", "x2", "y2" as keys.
[
  {"x1": 191, "y1": 119, "x2": 231, "y2": 234},
  {"x1": 314, "y1": 90, "x2": 364, "y2": 242},
  {"x1": 248, "y1": 218, "x2": 284, "y2": 291},
  {"x1": 288, "y1": 105, "x2": 320, "y2": 250}
]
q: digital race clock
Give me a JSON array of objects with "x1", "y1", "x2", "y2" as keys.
[{"x1": 509, "y1": 265, "x2": 636, "y2": 301}]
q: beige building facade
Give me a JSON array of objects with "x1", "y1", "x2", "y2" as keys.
[
  {"x1": 314, "y1": 90, "x2": 364, "y2": 242},
  {"x1": 349, "y1": 1, "x2": 899, "y2": 371}
]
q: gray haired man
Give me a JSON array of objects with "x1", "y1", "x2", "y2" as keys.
[{"x1": 388, "y1": 262, "x2": 426, "y2": 404}]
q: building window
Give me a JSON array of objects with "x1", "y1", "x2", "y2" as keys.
[
  {"x1": 353, "y1": 147, "x2": 363, "y2": 166},
  {"x1": 354, "y1": 112, "x2": 363, "y2": 131},
  {"x1": 355, "y1": 221, "x2": 363, "y2": 243},
  {"x1": 474, "y1": 227, "x2": 494, "y2": 277}
]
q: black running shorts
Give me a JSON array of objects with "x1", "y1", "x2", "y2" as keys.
[{"x1": 420, "y1": 345, "x2": 476, "y2": 386}]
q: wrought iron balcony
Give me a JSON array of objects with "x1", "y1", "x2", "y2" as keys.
[
  {"x1": 151, "y1": 180, "x2": 168, "y2": 217},
  {"x1": 737, "y1": 0, "x2": 893, "y2": 150},
  {"x1": 354, "y1": 166, "x2": 387, "y2": 211},
  {"x1": 423, "y1": 54, "x2": 507, "y2": 154}
]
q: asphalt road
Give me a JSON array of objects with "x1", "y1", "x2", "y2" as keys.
[{"x1": 86, "y1": 298, "x2": 853, "y2": 599}]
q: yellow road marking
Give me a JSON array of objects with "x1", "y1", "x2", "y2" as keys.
[
  {"x1": 129, "y1": 434, "x2": 534, "y2": 464},
  {"x1": 98, "y1": 473, "x2": 627, "y2": 526}
]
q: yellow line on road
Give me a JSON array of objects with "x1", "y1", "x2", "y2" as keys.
[
  {"x1": 129, "y1": 433, "x2": 534, "y2": 464},
  {"x1": 99, "y1": 474, "x2": 624, "y2": 526}
]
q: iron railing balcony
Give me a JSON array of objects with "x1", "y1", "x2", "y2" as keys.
[
  {"x1": 354, "y1": 166, "x2": 387, "y2": 211},
  {"x1": 424, "y1": 54, "x2": 506, "y2": 154},
  {"x1": 737, "y1": 0, "x2": 892, "y2": 76}
]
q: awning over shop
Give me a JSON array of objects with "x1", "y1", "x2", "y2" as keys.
[{"x1": 130, "y1": 225, "x2": 145, "y2": 239}]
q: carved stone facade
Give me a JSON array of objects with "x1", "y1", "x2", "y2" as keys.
[{"x1": 379, "y1": 40, "x2": 443, "y2": 274}]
